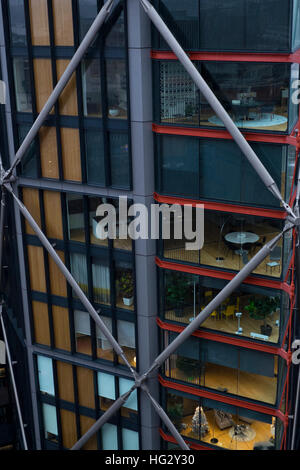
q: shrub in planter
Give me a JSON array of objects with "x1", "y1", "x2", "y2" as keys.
[
  {"x1": 119, "y1": 270, "x2": 134, "y2": 306},
  {"x1": 166, "y1": 273, "x2": 190, "y2": 318},
  {"x1": 245, "y1": 296, "x2": 280, "y2": 337},
  {"x1": 176, "y1": 356, "x2": 202, "y2": 380},
  {"x1": 167, "y1": 402, "x2": 184, "y2": 431}
]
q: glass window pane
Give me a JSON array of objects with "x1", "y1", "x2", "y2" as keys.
[
  {"x1": 78, "y1": 0, "x2": 98, "y2": 41},
  {"x1": 102, "y1": 423, "x2": 118, "y2": 450},
  {"x1": 293, "y1": 0, "x2": 300, "y2": 50},
  {"x1": 70, "y1": 253, "x2": 88, "y2": 297},
  {"x1": 160, "y1": 135, "x2": 199, "y2": 197},
  {"x1": 42, "y1": 404, "x2": 58, "y2": 442},
  {"x1": 13, "y1": 58, "x2": 32, "y2": 113},
  {"x1": 97, "y1": 372, "x2": 115, "y2": 411},
  {"x1": 85, "y1": 131, "x2": 105, "y2": 186},
  {"x1": 115, "y1": 261, "x2": 134, "y2": 311},
  {"x1": 18, "y1": 125, "x2": 38, "y2": 178},
  {"x1": 67, "y1": 194, "x2": 85, "y2": 242},
  {"x1": 92, "y1": 257, "x2": 110, "y2": 305},
  {"x1": 109, "y1": 133, "x2": 130, "y2": 188},
  {"x1": 106, "y1": 59, "x2": 127, "y2": 120},
  {"x1": 117, "y1": 320, "x2": 136, "y2": 368},
  {"x1": 159, "y1": 61, "x2": 198, "y2": 126},
  {"x1": 8, "y1": 0, "x2": 27, "y2": 46},
  {"x1": 37, "y1": 356, "x2": 55, "y2": 396},
  {"x1": 105, "y1": 9, "x2": 125, "y2": 47},
  {"x1": 119, "y1": 378, "x2": 138, "y2": 412},
  {"x1": 122, "y1": 428, "x2": 139, "y2": 450},
  {"x1": 88, "y1": 196, "x2": 108, "y2": 247},
  {"x1": 74, "y1": 310, "x2": 92, "y2": 356},
  {"x1": 82, "y1": 59, "x2": 102, "y2": 117},
  {"x1": 96, "y1": 316, "x2": 114, "y2": 362}
]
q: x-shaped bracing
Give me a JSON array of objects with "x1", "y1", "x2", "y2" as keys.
[{"x1": 0, "y1": 0, "x2": 299, "y2": 451}]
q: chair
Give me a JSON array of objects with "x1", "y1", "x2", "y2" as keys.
[
  {"x1": 210, "y1": 310, "x2": 219, "y2": 321},
  {"x1": 266, "y1": 246, "x2": 281, "y2": 274},
  {"x1": 222, "y1": 304, "x2": 235, "y2": 320}
]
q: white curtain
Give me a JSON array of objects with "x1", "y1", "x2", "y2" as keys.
[
  {"x1": 97, "y1": 372, "x2": 116, "y2": 400},
  {"x1": 117, "y1": 320, "x2": 135, "y2": 349},
  {"x1": 119, "y1": 378, "x2": 137, "y2": 411},
  {"x1": 122, "y1": 428, "x2": 139, "y2": 450},
  {"x1": 96, "y1": 316, "x2": 113, "y2": 350},
  {"x1": 92, "y1": 261, "x2": 110, "y2": 304},
  {"x1": 42, "y1": 404, "x2": 58, "y2": 437},
  {"x1": 102, "y1": 423, "x2": 118, "y2": 450},
  {"x1": 74, "y1": 310, "x2": 91, "y2": 336},
  {"x1": 70, "y1": 253, "x2": 88, "y2": 295},
  {"x1": 37, "y1": 356, "x2": 55, "y2": 396}
]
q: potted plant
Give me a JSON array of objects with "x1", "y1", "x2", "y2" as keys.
[
  {"x1": 119, "y1": 270, "x2": 134, "y2": 307},
  {"x1": 167, "y1": 402, "x2": 184, "y2": 431},
  {"x1": 245, "y1": 296, "x2": 280, "y2": 336},
  {"x1": 176, "y1": 356, "x2": 202, "y2": 381},
  {"x1": 166, "y1": 273, "x2": 190, "y2": 318}
]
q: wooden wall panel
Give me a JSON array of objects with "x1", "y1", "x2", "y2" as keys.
[
  {"x1": 56, "y1": 60, "x2": 78, "y2": 116},
  {"x1": 43, "y1": 191, "x2": 63, "y2": 239},
  {"x1": 76, "y1": 367, "x2": 95, "y2": 410},
  {"x1": 32, "y1": 301, "x2": 50, "y2": 346},
  {"x1": 60, "y1": 128, "x2": 82, "y2": 182},
  {"x1": 27, "y1": 246, "x2": 47, "y2": 292},
  {"x1": 39, "y1": 126, "x2": 59, "y2": 179},
  {"x1": 22, "y1": 188, "x2": 41, "y2": 235},
  {"x1": 56, "y1": 361, "x2": 74, "y2": 403},
  {"x1": 60, "y1": 409, "x2": 77, "y2": 449},
  {"x1": 48, "y1": 251, "x2": 67, "y2": 297},
  {"x1": 33, "y1": 59, "x2": 53, "y2": 113},
  {"x1": 52, "y1": 306, "x2": 71, "y2": 351},
  {"x1": 29, "y1": 0, "x2": 50, "y2": 46},
  {"x1": 80, "y1": 416, "x2": 98, "y2": 450},
  {"x1": 52, "y1": 0, "x2": 74, "y2": 46}
]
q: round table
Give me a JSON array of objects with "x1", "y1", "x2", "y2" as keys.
[{"x1": 225, "y1": 232, "x2": 259, "y2": 245}]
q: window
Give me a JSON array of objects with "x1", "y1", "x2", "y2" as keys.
[
  {"x1": 88, "y1": 196, "x2": 108, "y2": 246},
  {"x1": 42, "y1": 404, "x2": 58, "y2": 443},
  {"x1": 85, "y1": 131, "x2": 106, "y2": 186},
  {"x1": 119, "y1": 378, "x2": 138, "y2": 419},
  {"x1": 96, "y1": 316, "x2": 113, "y2": 362},
  {"x1": 67, "y1": 194, "x2": 85, "y2": 243},
  {"x1": 156, "y1": 135, "x2": 296, "y2": 208},
  {"x1": 106, "y1": 59, "x2": 128, "y2": 120},
  {"x1": 156, "y1": 61, "x2": 296, "y2": 133},
  {"x1": 97, "y1": 372, "x2": 116, "y2": 412},
  {"x1": 117, "y1": 320, "x2": 136, "y2": 368},
  {"x1": 161, "y1": 269, "x2": 288, "y2": 344},
  {"x1": 18, "y1": 125, "x2": 37, "y2": 177},
  {"x1": 37, "y1": 356, "x2": 55, "y2": 396},
  {"x1": 92, "y1": 256, "x2": 111, "y2": 305},
  {"x1": 13, "y1": 58, "x2": 32, "y2": 113},
  {"x1": 70, "y1": 253, "x2": 88, "y2": 297},
  {"x1": 109, "y1": 133, "x2": 130, "y2": 188},
  {"x1": 165, "y1": 389, "x2": 283, "y2": 450},
  {"x1": 82, "y1": 59, "x2": 102, "y2": 117},
  {"x1": 122, "y1": 428, "x2": 139, "y2": 450},
  {"x1": 164, "y1": 332, "x2": 283, "y2": 405},
  {"x1": 101, "y1": 423, "x2": 118, "y2": 450},
  {"x1": 162, "y1": 208, "x2": 284, "y2": 279},
  {"x1": 74, "y1": 310, "x2": 92, "y2": 356},
  {"x1": 293, "y1": 0, "x2": 300, "y2": 51},
  {"x1": 115, "y1": 262, "x2": 134, "y2": 311},
  {"x1": 78, "y1": 0, "x2": 98, "y2": 41},
  {"x1": 154, "y1": 0, "x2": 291, "y2": 52},
  {"x1": 8, "y1": 0, "x2": 27, "y2": 46}
]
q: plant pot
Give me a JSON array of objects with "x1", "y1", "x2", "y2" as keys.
[
  {"x1": 260, "y1": 324, "x2": 272, "y2": 336},
  {"x1": 123, "y1": 296, "x2": 134, "y2": 307}
]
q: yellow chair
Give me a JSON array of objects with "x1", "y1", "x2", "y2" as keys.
[
  {"x1": 210, "y1": 310, "x2": 218, "y2": 320},
  {"x1": 223, "y1": 304, "x2": 235, "y2": 320}
]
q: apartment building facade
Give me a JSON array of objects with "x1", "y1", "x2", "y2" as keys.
[{"x1": 0, "y1": 0, "x2": 299, "y2": 451}]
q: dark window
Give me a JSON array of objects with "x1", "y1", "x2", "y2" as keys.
[
  {"x1": 85, "y1": 130, "x2": 106, "y2": 186},
  {"x1": 8, "y1": 0, "x2": 27, "y2": 46},
  {"x1": 109, "y1": 133, "x2": 130, "y2": 188}
]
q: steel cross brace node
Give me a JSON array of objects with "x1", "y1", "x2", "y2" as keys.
[{"x1": 0, "y1": 0, "x2": 299, "y2": 451}]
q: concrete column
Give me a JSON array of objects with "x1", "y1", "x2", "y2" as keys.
[{"x1": 127, "y1": 0, "x2": 160, "y2": 450}]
